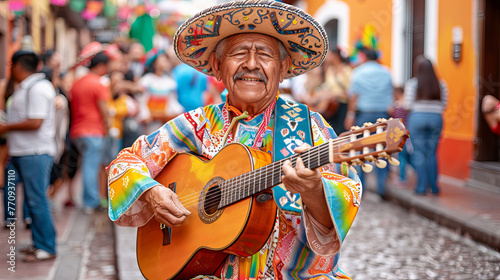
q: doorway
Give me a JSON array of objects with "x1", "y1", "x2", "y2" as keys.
[
  {"x1": 404, "y1": 0, "x2": 426, "y2": 79},
  {"x1": 476, "y1": 0, "x2": 500, "y2": 162},
  {"x1": 324, "y1": 19, "x2": 339, "y2": 49}
]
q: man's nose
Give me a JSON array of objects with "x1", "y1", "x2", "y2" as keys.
[{"x1": 243, "y1": 52, "x2": 259, "y2": 70}]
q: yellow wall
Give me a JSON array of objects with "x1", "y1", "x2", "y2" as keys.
[
  {"x1": 32, "y1": 0, "x2": 54, "y2": 52},
  {"x1": 0, "y1": 3, "x2": 9, "y2": 18},
  {"x1": 309, "y1": 0, "x2": 393, "y2": 67},
  {"x1": 308, "y1": 0, "x2": 477, "y2": 179}
]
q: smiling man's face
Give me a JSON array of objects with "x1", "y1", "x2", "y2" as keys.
[{"x1": 210, "y1": 33, "x2": 290, "y2": 116}]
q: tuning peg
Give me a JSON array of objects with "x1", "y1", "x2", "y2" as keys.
[
  {"x1": 363, "y1": 122, "x2": 373, "y2": 127},
  {"x1": 375, "y1": 159, "x2": 388, "y2": 169},
  {"x1": 388, "y1": 157, "x2": 400, "y2": 166},
  {"x1": 350, "y1": 125, "x2": 360, "y2": 131},
  {"x1": 377, "y1": 152, "x2": 389, "y2": 159},
  {"x1": 364, "y1": 155, "x2": 376, "y2": 162},
  {"x1": 376, "y1": 118, "x2": 387, "y2": 123},
  {"x1": 362, "y1": 163, "x2": 373, "y2": 173},
  {"x1": 349, "y1": 165, "x2": 358, "y2": 174}
]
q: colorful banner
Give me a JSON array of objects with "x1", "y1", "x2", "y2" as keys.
[
  {"x1": 50, "y1": 0, "x2": 67, "y2": 6},
  {"x1": 70, "y1": 0, "x2": 86, "y2": 13},
  {"x1": 81, "y1": 0, "x2": 104, "y2": 20},
  {"x1": 350, "y1": 24, "x2": 381, "y2": 65},
  {"x1": 8, "y1": 0, "x2": 25, "y2": 15}
]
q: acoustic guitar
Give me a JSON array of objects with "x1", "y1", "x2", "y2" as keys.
[{"x1": 136, "y1": 118, "x2": 408, "y2": 279}]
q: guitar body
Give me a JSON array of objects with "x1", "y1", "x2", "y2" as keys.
[{"x1": 136, "y1": 143, "x2": 277, "y2": 280}]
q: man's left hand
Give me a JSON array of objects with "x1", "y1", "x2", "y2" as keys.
[
  {"x1": 281, "y1": 143, "x2": 323, "y2": 198},
  {"x1": 281, "y1": 143, "x2": 333, "y2": 229}
]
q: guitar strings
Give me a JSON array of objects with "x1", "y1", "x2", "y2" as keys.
[
  {"x1": 180, "y1": 149, "x2": 351, "y2": 208},
  {"x1": 178, "y1": 135, "x2": 355, "y2": 208},
  {"x1": 177, "y1": 134, "x2": 357, "y2": 207},
  {"x1": 178, "y1": 134, "x2": 356, "y2": 207}
]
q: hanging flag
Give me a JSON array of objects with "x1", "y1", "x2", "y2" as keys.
[
  {"x1": 8, "y1": 0, "x2": 25, "y2": 16},
  {"x1": 50, "y1": 0, "x2": 67, "y2": 6},
  {"x1": 104, "y1": 0, "x2": 117, "y2": 18},
  {"x1": 86, "y1": 0, "x2": 104, "y2": 14},
  {"x1": 70, "y1": 0, "x2": 86, "y2": 13},
  {"x1": 129, "y1": 13, "x2": 155, "y2": 53},
  {"x1": 350, "y1": 24, "x2": 381, "y2": 66},
  {"x1": 81, "y1": 0, "x2": 104, "y2": 21}
]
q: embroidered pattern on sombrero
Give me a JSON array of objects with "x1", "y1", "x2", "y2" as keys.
[{"x1": 174, "y1": 0, "x2": 328, "y2": 79}]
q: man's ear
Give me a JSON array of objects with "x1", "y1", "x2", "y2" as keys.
[
  {"x1": 209, "y1": 53, "x2": 222, "y2": 81},
  {"x1": 279, "y1": 56, "x2": 291, "y2": 82}
]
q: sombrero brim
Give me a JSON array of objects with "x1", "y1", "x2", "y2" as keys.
[
  {"x1": 72, "y1": 41, "x2": 103, "y2": 69},
  {"x1": 173, "y1": 0, "x2": 328, "y2": 79}
]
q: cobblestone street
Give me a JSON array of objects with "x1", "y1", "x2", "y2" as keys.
[{"x1": 338, "y1": 192, "x2": 500, "y2": 280}]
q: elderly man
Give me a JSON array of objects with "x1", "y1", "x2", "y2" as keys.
[{"x1": 108, "y1": 1, "x2": 362, "y2": 279}]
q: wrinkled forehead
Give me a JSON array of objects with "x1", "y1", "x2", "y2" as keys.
[{"x1": 219, "y1": 33, "x2": 282, "y2": 60}]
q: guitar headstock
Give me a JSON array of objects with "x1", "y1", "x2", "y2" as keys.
[{"x1": 330, "y1": 118, "x2": 409, "y2": 173}]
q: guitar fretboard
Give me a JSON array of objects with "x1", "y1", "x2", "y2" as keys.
[{"x1": 218, "y1": 141, "x2": 334, "y2": 209}]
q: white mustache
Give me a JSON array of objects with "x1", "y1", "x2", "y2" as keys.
[{"x1": 233, "y1": 71, "x2": 267, "y2": 84}]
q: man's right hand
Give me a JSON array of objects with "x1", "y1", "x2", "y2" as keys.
[{"x1": 141, "y1": 185, "x2": 191, "y2": 228}]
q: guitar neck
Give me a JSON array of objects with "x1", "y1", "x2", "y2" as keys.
[
  {"x1": 218, "y1": 118, "x2": 409, "y2": 209},
  {"x1": 219, "y1": 142, "x2": 330, "y2": 208}
]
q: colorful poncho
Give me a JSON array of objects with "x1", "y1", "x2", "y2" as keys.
[{"x1": 108, "y1": 97, "x2": 362, "y2": 279}]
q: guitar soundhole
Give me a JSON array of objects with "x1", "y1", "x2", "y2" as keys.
[
  {"x1": 198, "y1": 176, "x2": 225, "y2": 224},
  {"x1": 204, "y1": 186, "x2": 222, "y2": 215}
]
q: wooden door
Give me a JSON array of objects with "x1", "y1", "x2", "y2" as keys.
[{"x1": 476, "y1": 0, "x2": 500, "y2": 161}]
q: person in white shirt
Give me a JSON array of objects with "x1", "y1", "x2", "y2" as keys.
[{"x1": 0, "y1": 50, "x2": 57, "y2": 262}]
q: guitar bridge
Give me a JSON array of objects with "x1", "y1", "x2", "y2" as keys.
[
  {"x1": 160, "y1": 223, "x2": 172, "y2": 246},
  {"x1": 160, "y1": 182, "x2": 177, "y2": 246}
]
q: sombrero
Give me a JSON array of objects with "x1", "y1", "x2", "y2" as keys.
[
  {"x1": 72, "y1": 41, "x2": 103, "y2": 69},
  {"x1": 173, "y1": 0, "x2": 328, "y2": 79}
]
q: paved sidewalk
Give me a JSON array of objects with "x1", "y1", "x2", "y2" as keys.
[
  {"x1": 2, "y1": 166, "x2": 499, "y2": 279},
  {"x1": 0, "y1": 175, "x2": 117, "y2": 280},
  {"x1": 112, "y1": 168, "x2": 500, "y2": 279},
  {"x1": 380, "y1": 169, "x2": 500, "y2": 252}
]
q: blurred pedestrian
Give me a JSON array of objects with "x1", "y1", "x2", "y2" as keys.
[
  {"x1": 0, "y1": 50, "x2": 57, "y2": 261},
  {"x1": 128, "y1": 42, "x2": 146, "y2": 80},
  {"x1": 321, "y1": 47, "x2": 352, "y2": 133},
  {"x1": 2, "y1": 73, "x2": 33, "y2": 229},
  {"x1": 301, "y1": 63, "x2": 326, "y2": 109},
  {"x1": 105, "y1": 44, "x2": 142, "y2": 157},
  {"x1": 346, "y1": 48, "x2": 393, "y2": 198},
  {"x1": 388, "y1": 86, "x2": 413, "y2": 184},
  {"x1": 482, "y1": 95, "x2": 500, "y2": 135},
  {"x1": 404, "y1": 55, "x2": 448, "y2": 195},
  {"x1": 203, "y1": 76, "x2": 225, "y2": 106},
  {"x1": 70, "y1": 52, "x2": 111, "y2": 213},
  {"x1": 40, "y1": 50, "x2": 62, "y2": 87},
  {"x1": 39, "y1": 50, "x2": 70, "y2": 203},
  {"x1": 119, "y1": 41, "x2": 147, "y2": 148},
  {"x1": 0, "y1": 79, "x2": 7, "y2": 189},
  {"x1": 139, "y1": 49, "x2": 184, "y2": 133},
  {"x1": 169, "y1": 47, "x2": 208, "y2": 112}
]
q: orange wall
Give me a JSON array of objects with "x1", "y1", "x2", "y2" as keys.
[
  {"x1": 308, "y1": 0, "x2": 477, "y2": 180},
  {"x1": 309, "y1": 0, "x2": 393, "y2": 67},
  {"x1": 436, "y1": 0, "x2": 476, "y2": 179}
]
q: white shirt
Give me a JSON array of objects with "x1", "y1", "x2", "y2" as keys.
[
  {"x1": 404, "y1": 77, "x2": 448, "y2": 114},
  {"x1": 7, "y1": 73, "x2": 56, "y2": 157}
]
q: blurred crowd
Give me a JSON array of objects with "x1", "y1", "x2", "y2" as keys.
[
  {"x1": 0, "y1": 34, "x2": 453, "y2": 261},
  {"x1": 283, "y1": 47, "x2": 449, "y2": 200},
  {"x1": 0, "y1": 35, "x2": 226, "y2": 261}
]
